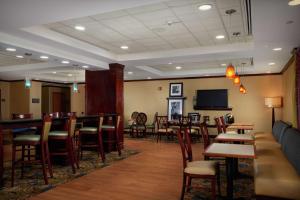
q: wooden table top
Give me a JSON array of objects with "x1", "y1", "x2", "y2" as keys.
[
  {"x1": 215, "y1": 133, "x2": 254, "y2": 143},
  {"x1": 227, "y1": 123, "x2": 254, "y2": 130},
  {"x1": 203, "y1": 143, "x2": 256, "y2": 159}
]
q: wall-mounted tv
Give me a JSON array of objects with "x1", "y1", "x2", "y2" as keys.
[{"x1": 194, "y1": 89, "x2": 229, "y2": 110}]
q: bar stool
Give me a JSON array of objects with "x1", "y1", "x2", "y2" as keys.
[
  {"x1": 11, "y1": 116, "x2": 53, "y2": 186},
  {"x1": 48, "y1": 116, "x2": 78, "y2": 173},
  {"x1": 78, "y1": 114, "x2": 105, "y2": 162},
  {"x1": 102, "y1": 114, "x2": 121, "y2": 156}
]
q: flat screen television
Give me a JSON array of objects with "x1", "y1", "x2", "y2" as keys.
[{"x1": 194, "y1": 89, "x2": 228, "y2": 110}]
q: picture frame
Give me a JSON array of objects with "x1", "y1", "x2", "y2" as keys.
[
  {"x1": 169, "y1": 82, "x2": 183, "y2": 97},
  {"x1": 168, "y1": 98, "x2": 184, "y2": 120},
  {"x1": 188, "y1": 112, "x2": 201, "y2": 123}
]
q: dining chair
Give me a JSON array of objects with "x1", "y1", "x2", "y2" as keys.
[
  {"x1": 146, "y1": 112, "x2": 158, "y2": 137},
  {"x1": 48, "y1": 116, "x2": 78, "y2": 173},
  {"x1": 219, "y1": 116, "x2": 237, "y2": 134},
  {"x1": 127, "y1": 111, "x2": 138, "y2": 136},
  {"x1": 78, "y1": 114, "x2": 105, "y2": 162},
  {"x1": 155, "y1": 115, "x2": 174, "y2": 142},
  {"x1": 11, "y1": 116, "x2": 53, "y2": 186},
  {"x1": 177, "y1": 129, "x2": 220, "y2": 200},
  {"x1": 214, "y1": 117, "x2": 223, "y2": 134},
  {"x1": 131, "y1": 112, "x2": 147, "y2": 137},
  {"x1": 102, "y1": 114, "x2": 122, "y2": 156}
]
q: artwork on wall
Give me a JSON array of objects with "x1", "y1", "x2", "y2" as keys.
[
  {"x1": 169, "y1": 82, "x2": 183, "y2": 97},
  {"x1": 168, "y1": 98, "x2": 183, "y2": 120}
]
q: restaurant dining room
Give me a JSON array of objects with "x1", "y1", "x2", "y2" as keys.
[{"x1": 0, "y1": 0, "x2": 300, "y2": 200}]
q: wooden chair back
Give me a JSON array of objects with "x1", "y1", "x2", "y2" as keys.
[
  {"x1": 219, "y1": 116, "x2": 227, "y2": 133},
  {"x1": 67, "y1": 116, "x2": 77, "y2": 137},
  {"x1": 152, "y1": 112, "x2": 158, "y2": 125},
  {"x1": 12, "y1": 113, "x2": 33, "y2": 120},
  {"x1": 131, "y1": 111, "x2": 139, "y2": 122},
  {"x1": 177, "y1": 129, "x2": 193, "y2": 169},
  {"x1": 41, "y1": 116, "x2": 52, "y2": 142},
  {"x1": 200, "y1": 122, "x2": 211, "y2": 150},
  {"x1": 214, "y1": 117, "x2": 223, "y2": 134},
  {"x1": 156, "y1": 116, "x2": 169, "y2": 129},
  {"x1": 98, "y1": 114, "x2": 104, "y2": 132},
  {"x1": 180, "y1": 116, "x2": 191, "y2": 129},
  {"x1": 188, "y1": 113, "x2": 201, "y2": 123},
  {"x1": 136, "y1": 112, "x2": 147, "y2": 126}
]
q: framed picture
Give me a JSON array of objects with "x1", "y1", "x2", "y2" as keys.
[
  {"x1": 169, "y1": 82, "x2": 183, "y2": 97},
  {"x1": 168, "y1": 98, "x2": 184, "y2": 120},
  {"x1": 188, "y1": 112, "x2": 201, "y2": 123}
]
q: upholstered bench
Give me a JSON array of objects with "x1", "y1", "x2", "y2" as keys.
[{"x1": 254, "y1": 121, "x2": 300, "y2": 199}]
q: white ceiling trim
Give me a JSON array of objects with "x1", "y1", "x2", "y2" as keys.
[
  {"x1": 117, "y1": 41, "x2": 254, "y2": 61},
  {"x1": 135, "y1": 66, "x2": 164, "y2": 76},
  {"x1": 0, "y1": 32, "x2": 109, "y2": 69},
  {"x1": 0, "y1": 62, "x2": 58, "y2": 73},
  {"x1": 22, "y1": 26, "x2": 117, "y2": 60}
]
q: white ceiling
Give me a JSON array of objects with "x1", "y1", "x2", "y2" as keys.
[{"x1": 0, "y1": 0, "x2": 299, "y2": 82}]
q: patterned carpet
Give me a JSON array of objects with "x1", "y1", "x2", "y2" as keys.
[{"x1": 0, "y1": 149, "x2": 139, "y2": 200}]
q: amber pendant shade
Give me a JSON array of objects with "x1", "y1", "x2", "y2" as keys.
[
  {"x1": 233, "y1": 74, "x2": 240, "y2": 85},
  {"x1": 226, "y1": 64, "x2": 235, "y2": 79},
  {"x1": 239, "y1": 84, "x2": 246, "y2": 94}
]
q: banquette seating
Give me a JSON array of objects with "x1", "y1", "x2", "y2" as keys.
[{"x1": 254, "y1": 120, "x2": 300, "y2": 199}]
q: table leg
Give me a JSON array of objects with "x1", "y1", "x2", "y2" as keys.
[{"x1": 226, "y1": 157, "x2": 234, "y2": 199}]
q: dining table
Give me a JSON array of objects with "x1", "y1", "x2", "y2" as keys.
[
  {"x1": 215, "y1": 133, "x2": 254, "y2": 143},
  {"x1": 227, "y1": 122, "x2": 254, "y2": 134},
  {"x1": 203, "y1": 143, "x2": 256, "y2": 199}
]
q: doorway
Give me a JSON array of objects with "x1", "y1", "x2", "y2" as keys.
[{"x1": 52, "y1": 92, "x2": 62, "y2": 112}]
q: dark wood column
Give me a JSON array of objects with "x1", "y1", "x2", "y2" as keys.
[{"x1": 85, "y1": 63, "x2": 124, "y2": 150}]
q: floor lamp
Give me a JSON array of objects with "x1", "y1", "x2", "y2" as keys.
[{"x1": 265, "y1": 97, "x2": 282, "y2": 128}]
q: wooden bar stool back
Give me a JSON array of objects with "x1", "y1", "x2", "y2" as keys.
[
  {"x1": 78, "y1": 114, "x2": 105, "y2": 162},
  {"x1": 48, "y1": 116, "x2": 78, "y2": 173},
  {"x1": 11, "y1": 116, "x2": 53, "y2": 186}
]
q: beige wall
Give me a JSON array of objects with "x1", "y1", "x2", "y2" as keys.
[
  {"x1": 29, "y1": 81, "x2": 42, "y2": 119},
  {"x1": 10, "y1": 82, "x2": 30, "y2": 117},
  {"x1": 70, "y1": 84, "x2": 85, "y2": 116},
  {"x1": 282, "y1": 58, "x2": 297, "y2": 127},
  {"x1": 124, "y1": 75, "x2": 283, "y2": 133},
  {"x1": 0, "y1": 81, "x2": 10, "y2": 120}
]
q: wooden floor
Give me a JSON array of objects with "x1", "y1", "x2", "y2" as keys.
[{"x1": 29, "y1": 138, "x2": 204, "y2": 200}]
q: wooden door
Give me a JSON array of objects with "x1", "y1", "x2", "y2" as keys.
[
  {"x1": 52, "y1": 92, "x2": 62, "y2": 112},
  {"x1": 0, "y1": 89, "x2": 1, "y2": 120}
]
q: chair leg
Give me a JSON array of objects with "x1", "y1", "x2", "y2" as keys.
[
  {"x1": 181, "y1": 174, "x2": 187, "y2": 200},
  {"x1": 114, "y1": 131, "x2": 121, "y2": 156},
  {"x1": 216, "y1": 164, "x2": 221, "y2": 196},
  {"x1": 11, "y1": 144, "x2": 16, "y2": 187},
  {"x1": 156, "y1": 132, "x2": 159, "y2": 143},
  {"x1": 21, "y1": 145, "x2": 25, "y2": 179},
  {"x1": 72, "y1": 137, "x2": 80, "y2": 169},
  {"x1": 40, "y1": 144, "x2": 49, "y2": 185},
  {"x1": 78, "y1": 132, "x2": 83, "y2": 160},
  {"x1": 211, "y1": 178, "x2": 216, "y2": 200},
  {"x1": 97, "y1": 132, "x2": 105, "y2": 163},
  {"x1": 45, "y1": 143, "x2": 53, "y2": 178},
  {"x1": 187, "y1": 177, "x2": 192, "y2": 192},
  {"x1": 67, "y1": 138, "x2": 76, "y2": 174}
]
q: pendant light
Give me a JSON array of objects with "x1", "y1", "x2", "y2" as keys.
[
  {"x1": 239, "y1": 63, "x2": 247, "y2": 94},
  {"x1": 233, "y1": 65, "x2": 240, "y2": 84},
  {"x1": 226, "y1": 63, "x2": 235, "y2": 79},
  {"x1": 72, "y1": 64, "x2": 79, "y2": 93},
  {"x1": 72, "y1": 82, "x2": 78, "y2": 93},
  {"x1": 24, "y1": 54, "x2": 32, "y2": 89}
]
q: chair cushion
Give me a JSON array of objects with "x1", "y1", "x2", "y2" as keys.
[
  {"x1": 102, "y1": 125, "x2": 115, "y2": 129},
  {"x1": 281, "y1": 128, "x2": 300, "y2": 175},
  {"x1": 80, "y1": 127, "x2": 97, "y2": 132},
  {"x1": 14, "y1": 135, "x2": 40, "y2": 142},
  {"x1": 146, "y1": 124, "x2": 155, "y2": 128},
  {"x1": 191, "y1": 126, "x2": 200, "y2": 130},
  {"x1": 132, "y1": 125, "x2": 146, "y2": 130},
  {"x1": 158, "y1": 128, "x2": 173, "y2": 133},
  {"x1": 184, "y1": 160, "x2": 217, "y2": 175},
  {"x1": 272, "y1": 120, "x2": 291, "y2": 143},
  {"x1": 49, "y1": 131, "x2": 68, "y2": 137}
]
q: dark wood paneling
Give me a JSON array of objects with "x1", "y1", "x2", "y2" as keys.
[
  {"x1": 85, "y1": 63, "x2": 124, "y2": 150},
  {"x1": 295, "y1": 48, "x2": 300, "y2": 128}
]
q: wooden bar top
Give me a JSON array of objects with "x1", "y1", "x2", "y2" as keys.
[{"x1": 203, "y1": 143, "x2": 256, "y2": 159}]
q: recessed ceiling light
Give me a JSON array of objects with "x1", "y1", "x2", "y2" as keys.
[
  {"x1": 198, "y1": 4, "x2": 212, "y2": 11},
  {"x1": 268, "y1": 62, "x2": 275, "y2": 66},
  {"x1": 147, "y1": 77, "x2": 152, "y2": 79},
  {"x1": 176, "y1": 66, "x2": 182, "y2": 70},
  {"x1": 16, "y1": 55, "x2": 24, "y2": 58},
  {"x1": 288, "y1": 0, "x2": 300, "y2": 6},
  {"x1": 168, "y1": 62, "x2": 173, "y2": 65},
  {"x1": 221, "y1": 63, "x2": 227, "y2": 66},
  {"x1": 52, "y1": 71, "x2": 57, "y2": 74},
  {"x1": 61, "y1": 60, "x2": 70, "y2": 64},
  {"x1": 74, "y1": 25, "x2": 85, "y2": 31},
  {"x1": 82, "y1": 65, "x2": 89, "y2": 69},
  {"x1": 6, "y1": 47, "x2": 16, "y2": 52},
  {"x1": 121, "y1": 45, "x2": 129, "y2": 50},
  {"x1": 40, "y1": 55, "x2": 49, "y2": 59},
  {"x1": 128, "y1": 71, "x2": 133, "y2": 75},
  {"x1": 216, "y1": 35, "x2": 225, "y2": 39},
  {"x1": 272, "y1": 47, "x2": 282, "y2": 51},
  {"x1": 67, "y1": 74, "x2": 72, "y2": 77}
]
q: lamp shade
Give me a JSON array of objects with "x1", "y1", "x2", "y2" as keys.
[
  {"x1": 226, "y1": 64, "x2": 235, "y2": 79},
  {"x1": 264, "y1": 97, "x2": 282, "y2": 108},
  {"x1": 233, "y1": 74, "x2": 240, "y2": 85}
]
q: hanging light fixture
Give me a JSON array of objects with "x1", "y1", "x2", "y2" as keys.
[
  {"x1": 72, "y1": 65, "x2": 79, "y2": 93},
  {"x1": 25, "y1": 77, "x2": 31, "y2": 89},
  {"x1": 72, "y1": 82, "x2": 78, "y2": 93},
  {"x1": 233, "y1": 65, "x2": 240, "y2": 84},
  {"x1": 226, "y1": 63, "x2": 235, "y2": 79},
  {"x1": 239, "y1": 84, "x2": 246, "y2": 94}
]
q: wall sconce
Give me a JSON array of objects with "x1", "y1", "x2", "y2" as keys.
[{"x1": 25, "y1": 78, "x2": 31, "y2": 89}]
